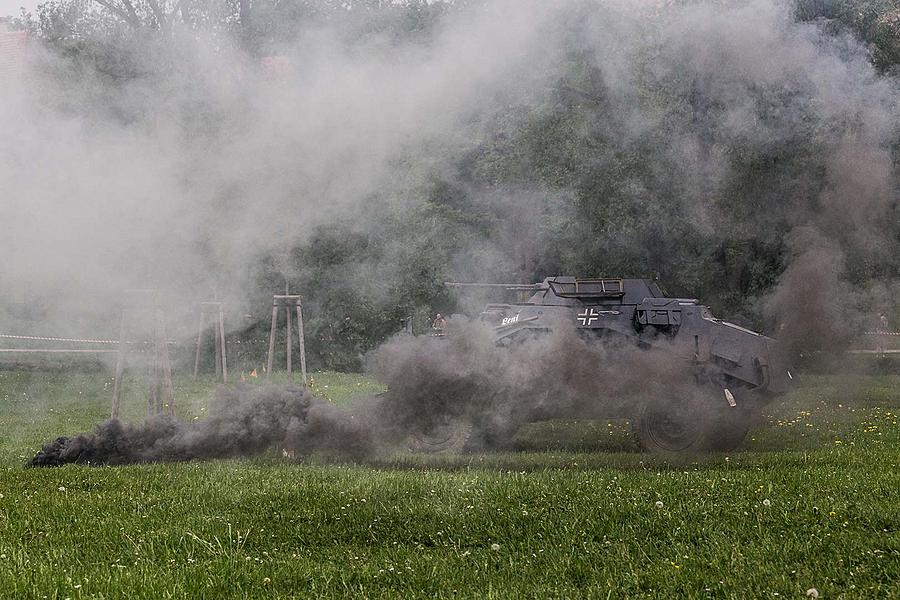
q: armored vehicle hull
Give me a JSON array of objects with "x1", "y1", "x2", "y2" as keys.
[{"x1": 408, "y1": 277, "x2": 790, "y2": 453}]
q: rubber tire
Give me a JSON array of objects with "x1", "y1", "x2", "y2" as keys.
[
  {"x1": 473, "y1": 418, "x2": 521, "y2": 451},
  {"x1": 703, "y1": 406, "x2": 752, "y2": 451},
  {"x1": 406, "y1": 414, "x2": 474, "y2": 453},
  {"x1": 634, "y1": 392, "x2": 751, "y2": 453}
]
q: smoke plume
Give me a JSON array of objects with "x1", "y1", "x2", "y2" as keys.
[
  {"x1": 1, "y1": 0, "x2": 895, "y2": 348},
  {"x1": 5, "y1": 0, "x2": 900, "y2": 466},
  {"x1": 28, "y1": 385, "x2": 377, "y2": 466},
  {"x1": 30, "y1": 317, "x2": 715, "y2": 465}
]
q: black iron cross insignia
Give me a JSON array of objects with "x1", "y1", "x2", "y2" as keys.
[{"x1": 577, "y1": 308, "x2": 600, "y2": 326}]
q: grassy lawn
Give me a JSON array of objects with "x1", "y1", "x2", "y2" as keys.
[{"x1": 0, "y1": 368, "x2": 896, "y2": 598}]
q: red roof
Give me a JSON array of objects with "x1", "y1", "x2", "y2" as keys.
[
  {"x1": 261, "y1": 55, "x2": 290, "y2": 78},
  {"x1": 0, "y1": 29, "x2": 28, "y2": 75}
]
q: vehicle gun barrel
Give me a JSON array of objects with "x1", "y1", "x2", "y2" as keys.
[{"x1": 443, "y1": 282, "x2": 539, "y2": 291}]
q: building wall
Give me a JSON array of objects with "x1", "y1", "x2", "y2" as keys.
[{"x1": 0, "y1": 23, "x2": 27, "y2": 77}]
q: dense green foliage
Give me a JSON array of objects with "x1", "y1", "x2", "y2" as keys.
[
  {"x1": 0, "y1": 370, "x2": 897, "y2": 597},
  {"x1": 796, "y1": 0, "x2": 900, "y2": 73}
]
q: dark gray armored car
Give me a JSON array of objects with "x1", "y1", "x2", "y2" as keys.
[{"x1": 436, "y1": 276, "x2": 791, "y2": 453}]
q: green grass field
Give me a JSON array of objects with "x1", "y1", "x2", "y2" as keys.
[{"x1": 0, "y1": 369, "x2": 896, "y2": 598}]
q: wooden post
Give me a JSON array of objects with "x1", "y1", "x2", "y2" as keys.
[
  {"x1": 218, "y1": 304, "x2": 227, "y2": 383},
  {"x1": 110, "y1": 309, "x2": 127, "y2": 419},
  {"x1": 266, "y1": 304, "x2": 278, "y2": 377},
  {"x1": 148, "y1": 310, "x2": 160, "y2": 417},
  {"x1": 285, "y1": 306, "x2": 293, "y2": 377},
  {"x1": 296, "y1": 303, "x2": 307, "y2": 387},
  {"x1": 193, "y1": 306, "x2": 204, "y2": 378},
  {"x1": 214, "y1": 307, "x2": 222, "y2": 380},
  {"x1": 284, "y1": 280, "x2": 292, "y2": 378},
  {"x1": 158, "y1": 309, "x2": 175, "y2": 415}
]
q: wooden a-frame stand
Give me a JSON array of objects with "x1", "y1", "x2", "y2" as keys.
[
  {"x1": 193, "y1": 301, "x2": 227, "y2": 383},
  {"x1": 266, "y1": 295, "x2": 307, "y2": 385},
  {"x1": 110, "y1": 290, "x2": 175, "y2": 419}
]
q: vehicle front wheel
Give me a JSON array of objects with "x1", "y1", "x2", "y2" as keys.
[
  {"x1": 406, "y1": 413, "x2": 473, "y2": 453},
  {"x1": 634, "y1": 389, "x2": 752, "y2": 453}
]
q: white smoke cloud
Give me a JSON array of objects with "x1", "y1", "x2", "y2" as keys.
[{"x1": 0, "y1": 0, "x2": 896, "y2": 344}]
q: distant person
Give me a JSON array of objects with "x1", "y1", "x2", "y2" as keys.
[
  {"x1": 432, "y1": 313, "x2": 447, "y2": 336},
  {"x1": 876, "y1": 312, "x2": 889, "y2": 357},
  {"x1": 400, "y1": 317, "x2": 413, "y2": 336}
]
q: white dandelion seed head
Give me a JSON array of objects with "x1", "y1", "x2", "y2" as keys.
[
  {"x1": 490, "y1": 543, "x2": 500, "y2": 552},
  {"x1": 806, "y1": 588, "x2": 819, "y2": 599},
  {"x1": 655, "y1": 501, "x2": 664, "y2": 509},
  {"x1": 763, "y1": 499, "x2": 771, "y2": 507}
]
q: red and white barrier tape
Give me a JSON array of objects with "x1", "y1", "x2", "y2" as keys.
[{"x1": 0, "y1": 333, "x2": 119, "y2": 344}]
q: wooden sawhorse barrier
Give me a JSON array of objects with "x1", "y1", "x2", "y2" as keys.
[
  {"x1": 265, "y1": 295, "x2": 307, "y2": 385},
  {"x1": 193, "y1": 301, "x2": 227, "y2": 383},
  {"x1": 110, "y1": 289, "x2": 175, "y2": 419}
]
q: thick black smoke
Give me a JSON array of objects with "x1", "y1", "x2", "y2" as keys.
[
  {"x1": 27, "y1": 385, "x2": 377, "y2": 467},
  {"x1": 29, "y1": 319, "x2": 705, "y2": 466},
  {"x1": 373, "y1": 319, "x2": 704, "y2": 449}
]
